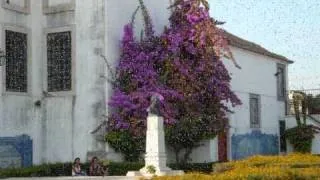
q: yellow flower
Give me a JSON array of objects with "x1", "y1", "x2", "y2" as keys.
[{"x1": 153, "y1": 153, "x2": 320, "y2": 180}]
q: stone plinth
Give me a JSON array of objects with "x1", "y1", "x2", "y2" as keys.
[{"x1": 127, "y1": 115, "x2": 184, "y2": 177}]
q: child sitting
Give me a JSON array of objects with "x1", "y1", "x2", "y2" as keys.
[{"x1": 72, "y1": 157, "x2": 86, "y2": 176}]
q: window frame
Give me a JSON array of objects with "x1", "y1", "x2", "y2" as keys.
[
  {"x1": 277, "y1": 63, "x2": 286, "y2": 101},
  {"x1": 43, "y1": 25, "x2": 76, "y2": 96},
  {"x1": 249, "y1": 93, "x2": 261, "y2": 129},
  {"x1": 42, "y1": 0, "x2": 75, "y2": 14},
  {"x1": 1, "y1": 0, "x2": 30, "y2": 14},
  {"x1": 1, "y1": 24, "x2": 32, "y2": 96}
]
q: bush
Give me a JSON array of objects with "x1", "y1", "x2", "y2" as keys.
[
  {"x1": 0, "y1": 162, "x2": 214, "y2": 178},
  {"x1": 0, "y1": 163, "x2": 72, "y2": 178},
  {"x1": 107, "y1": 162, "x2": 143, "y2": 175},
  {"x1": 105, "y1": 131, "x2": 143, "y2": 162},
  {"x1": 285, "y1": 125, "x2": 316, "y2": 153},
  {"x1": 169, "y1": 163, "x2": 215, "y2": 174}
]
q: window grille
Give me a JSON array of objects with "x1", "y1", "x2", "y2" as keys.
[
  {"x1": 47, "y1": 31, "x2": 72, "y2": 92},
  {"x1": 5, "y1": 30, "x2": 28, "y2": 92}
]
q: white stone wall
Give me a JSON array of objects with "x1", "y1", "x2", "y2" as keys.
[
  {"x1": 104, "y1": 0, "x2": 171, "y2": 100},
  {"x1": 189, "y1": 47, "x2": 288, "y2": 162},
  {"x1": 0, "y1": 0, "x2": 43, "y2": 165},
  {"x1": 48, "y1": 0, "x2": 72, "y2": 6},
  {"x1": 0, "y1": 0, "x2": 172, "y2": 165},
  {"x1": 0, "y1": 0, "x2": 289, "y2": 165},
  {"x1": 226, "y1": 47, "x2": 287, "y2": 160},
  {"x1": 0, "y1": 0, "x2": 108, "y2": 164},
  {"x1": 6, "y1": 0, "x2": 25, "y2": 7}
]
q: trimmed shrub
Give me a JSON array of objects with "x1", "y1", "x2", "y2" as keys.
[
  {"x1": 0, "y1": 162, "x2": 214, "y2": 178},
  {"x1": 285, "y1": 125, "x2": 316, "y2": 153},
  {"x1": 169, "y1": 163, "x2": 215, "y2": 174}
]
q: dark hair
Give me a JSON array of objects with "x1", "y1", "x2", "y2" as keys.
[
  {"x1": 91, "y1": 156, "x2": 98, "y2": 165},
  {"x1": 74, "y1": 157, "x2": 80, "y2": 164}
]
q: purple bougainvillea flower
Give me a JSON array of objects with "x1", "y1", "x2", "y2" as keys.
[{"x1": 106, "y1": 0, "x2": 241, "y2": 150}]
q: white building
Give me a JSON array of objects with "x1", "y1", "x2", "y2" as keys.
[
  {"x1": 184, "y1": 31, "x2": 294, "y2": 162},
  {"x1": 0, "y1": 0, "x2": 300, "y2": 168}
]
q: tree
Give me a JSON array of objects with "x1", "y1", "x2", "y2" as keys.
[
  {"x1": 105, "y1": 0, "x2": 241, "y2": 162},
  {"x1": 286, "y1": 91, "x2": 320, "y2": 153}
]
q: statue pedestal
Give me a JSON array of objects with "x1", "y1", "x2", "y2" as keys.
[{"x1": 127, "y1": 115, "x2": 184, "y2": 177}]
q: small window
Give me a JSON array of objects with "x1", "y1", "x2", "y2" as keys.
[
  {"x1": 47, "y1": 31, "x2": 72, "y2": 92},
  {"x1": 277, "y1": 64, "x2": 286, "y2": 101},
  {"x1": 5, "y1": 30, "x2": 28, "y2": 92},
  {"x1": 250, "y1": 94, "x2": 261, "y2": 128}
]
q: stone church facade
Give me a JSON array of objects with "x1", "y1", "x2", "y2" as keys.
[{"x1": 0, "y1": 0, "x2": 293, "y2": 168}]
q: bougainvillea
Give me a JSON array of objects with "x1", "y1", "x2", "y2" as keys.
[{"x1": 106, "y1": 0, "x2": 241, "y2": 162}]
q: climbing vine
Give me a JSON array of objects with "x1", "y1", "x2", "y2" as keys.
[{"x1": 105, "y1": 0, "x2": 241, "y2": 162}]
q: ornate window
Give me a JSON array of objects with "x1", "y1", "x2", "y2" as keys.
[
  {"x1": 250, "y1": 94, "x2": 261, "y2": 128},
  {"x1": 46, "y1": 31, "x2": 72, "y2": 92},
  {"x1": 5, "y1": 30, "x2": 28, "y2": 92}
]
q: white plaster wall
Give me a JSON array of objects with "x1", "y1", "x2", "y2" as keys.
[
  {"x1": 166, "y1": 138, "x2": 218, "y2": 163},
  {"x1": 0, "y1": 0, "x2": 108, "y2": 165},
  {"x1": 1, "y1": 0, "x2": 172, "y2": 165},
  {"x1": 0, "y1": 0, "x2": 289, "y2": 165},
  {"x1": 189, "y1": 139, "x2": 218, "y2": 163},
  {"x1": 72, "y1": 0, "x2": 107, "y2": 163},
  {"x1": 0, "y1": 0, "x2": 44, "y2": 165},
  {"x1": 105, "y1": 0, "x2": 170, "y2": 99},
  {"x1": 226, "y1": 47, "x2": 287, "y2": 159},
  {"x1": 48, "y1": 0, "x2": 72, "y2": 6},
  {"x1": 189, "y1": 47, "x2": 288, "y2": 162},
  {"x1": 6, "y1": 0, "x2": 25, "y2": 7},
  {"x1": 285, "y1": 116, "x2": 320, "y2": 154}
]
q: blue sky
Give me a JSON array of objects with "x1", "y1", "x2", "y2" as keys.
[{"x1": 209, "y1": 0, "x2": 320, "y2": 90}]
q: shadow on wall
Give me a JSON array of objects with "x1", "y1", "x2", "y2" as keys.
[
  {"x1": 0, "y1": 134, "x2": 33, "y2": 168},
  {"x1": 231, "y1": 130, "x2": 279, "y2": 160}
]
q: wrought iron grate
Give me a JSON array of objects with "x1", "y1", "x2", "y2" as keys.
[
  {"x1": 47, "y1": 31, "x2": 72, "y2": 92},
  {"x1": 5, "y1": 30, "x2": 28, "y2": 92}
]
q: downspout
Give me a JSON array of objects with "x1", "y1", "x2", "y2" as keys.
[{"x1": 71, "y1": 95, "x2": 76, "y2": 159}]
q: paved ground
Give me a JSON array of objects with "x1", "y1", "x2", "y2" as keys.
[{"x1": 5, "y1": 176, "x2": 143, "y2": 180}]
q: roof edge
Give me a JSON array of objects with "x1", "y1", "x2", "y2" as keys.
[{"x1": 222, "y1": 30, "x2": 294, "y2": 64}]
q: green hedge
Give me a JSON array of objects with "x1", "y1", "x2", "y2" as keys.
[
  {"x1": 169, "y1": 163, "x2": 215, "y2": 173},
  {"x1": 0, "y1": 162, "x2": 214, "y2": 178}
]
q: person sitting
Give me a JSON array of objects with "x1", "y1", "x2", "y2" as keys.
[
  {"x1": 72, "y1": 157, "x2": 86, "y2": 176},
  {"x1": 89, "y1": 156, "x2": 105, "y2": 176}
]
